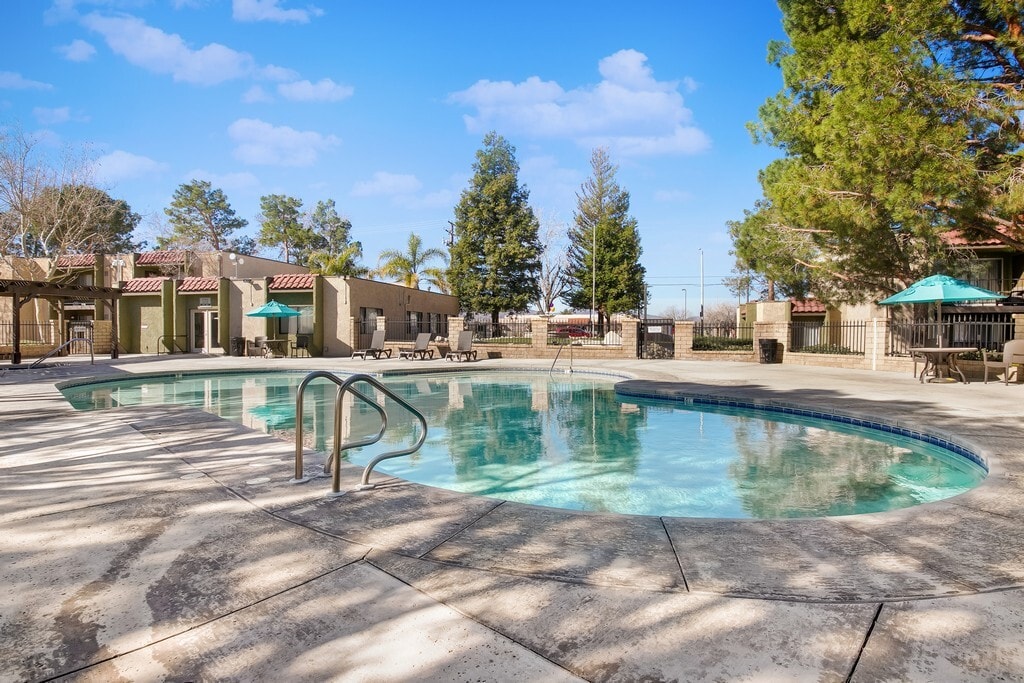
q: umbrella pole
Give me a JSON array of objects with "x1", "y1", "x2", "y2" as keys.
[{"x1": 936, "y1": 300, "x2": 943, "y2": 347}]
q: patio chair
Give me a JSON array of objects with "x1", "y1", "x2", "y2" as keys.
[
  {"x1": 247, "y1": 336, "x2": 268, "y2": 358},
  {"x1": 982, "y1": 339, "x2": 1024, "y2": 384},
  {"x1": 444, "y1": 330, "x2": 477, "y2": 362},
  {"x1": 399, "y1": 332, "x2": 434, "y2": 360},
  {"x1": 290, "y1": 334, "x2": 311, "y2": 358},
  {"x1": 351, "y1": 329, "x2": 392, "y2": 359}
]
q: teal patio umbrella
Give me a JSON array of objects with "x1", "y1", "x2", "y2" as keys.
[
  {"x1": 246, "y1": 300, "x2": 301, "y2": 343},
  {"x1": 245, "y1": 300, "x2": 301, "y2": 318},
  {"x1": 878, "y1": 274, "x2": 1004, "y2": 346}
]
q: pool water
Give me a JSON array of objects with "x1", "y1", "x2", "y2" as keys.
[{"x1": 61, "y1": 371, "x2": 986, "y2": 518}]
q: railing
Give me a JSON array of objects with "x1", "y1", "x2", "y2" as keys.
[
  {"x1": 292, "y1": 371, "x2": 427, "y2": 494},
  {"x1": 157, "y1": 334, "x2": 187, "y2": 354},
  {"x1": 30, "y1": 337, "x2": 94, "y2": 368},
  {"x1": 889, "y1": 318, "x2": 1015, "y2": 355},
  {"x1": 547, "y1": 321, "x2": 623, "y2": 346},
  {"x1": 693, "y1": 323, "x2": 754, "y2": 351},
  {"x1": 466, "y1": 319, "x2": 532, "y2": 344},
  {"x1": 0, "y1": 322, "x2": 59, "y2": 346},
  {"x1": 790, "y1": 321, "x2": 866, "y2": 355}
]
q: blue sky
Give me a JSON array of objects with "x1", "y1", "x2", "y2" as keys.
[{"x1": 2, "y1": 0, "x2": 787, "y2": 314}]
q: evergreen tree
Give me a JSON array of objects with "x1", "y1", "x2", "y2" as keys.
[
  {"x1": 733, "y1": 0, "x2": 1024, "y2": 302},
  {"x1": 257, "y1": 194, "x2": 309, "y2": 264},
  {"x1": 449, "y1": 132, "x2": 542, "y2": 321},
  {"x1": 163, "y1": 180, "x2": 246, "y2": 252},
  {"x1": 564, "y1": 147, "x2": 646, "y2": 325},
  {"x1": 306, "y1": 199, "x2": 351, "y2": 255}
]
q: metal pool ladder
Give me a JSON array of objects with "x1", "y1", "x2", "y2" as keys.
[{"x1": 291, "y1": 371, "x2": 427, "y2": 495}]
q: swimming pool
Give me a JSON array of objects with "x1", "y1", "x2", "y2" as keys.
[{"x1": 61, "y1": 370, "x2": 986, "y2": 518}]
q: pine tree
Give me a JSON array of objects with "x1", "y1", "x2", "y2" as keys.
[
  {"x1": 449, "y1": 132, "x2": 542, "y2": 322},
  {"x1": 564, "y1": 148, "x2": 646, "y2": 326},
  {"x1": 163, "y1": 180, "x2": 246, "y2": 252}
]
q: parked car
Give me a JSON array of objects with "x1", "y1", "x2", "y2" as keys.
[{"x1": 552, "y1": 326, "x2": 592, "y2": 338}]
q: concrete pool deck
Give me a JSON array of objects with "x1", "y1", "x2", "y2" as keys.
[{"x1": 2, "y1": 353, "x2": 1023, "y2": 681}]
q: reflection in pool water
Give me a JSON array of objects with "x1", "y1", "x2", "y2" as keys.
[{"x1": 62, "y1": 371, "x2": 986, "y2": 518}]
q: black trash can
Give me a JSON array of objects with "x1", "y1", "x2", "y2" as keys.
[
  {"x1": 230, "y1": 336, "x2": 246, "y2": 357},
  {"x1": 758, "y1": 338, "x2": 778, "y2": 364}
]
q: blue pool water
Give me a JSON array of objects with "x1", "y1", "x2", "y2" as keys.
[{"x1": 61, "y1": 371, "x2": 986, "y2": 518}]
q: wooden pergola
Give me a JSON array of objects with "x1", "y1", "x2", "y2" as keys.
[{"x1": 0, "y1": 279, "x2": 121, "y2": 365}]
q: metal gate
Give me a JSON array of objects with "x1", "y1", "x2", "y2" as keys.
[
  {"x1": 65, "y1": 320, "x2": 94, "y2": 355},
  {"x1": 638, "y1": 318, "x2": 675, "y2": 359}
]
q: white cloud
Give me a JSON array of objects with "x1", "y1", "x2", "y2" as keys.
[
  {"x1": 259, "y1": 64, "x2": 300, "y2": 82},
  {"x1": 227, "y1": 118, "x2": 339, "y2": 166},
  {"x1": 94, "y1": 150, "x2": 169, "y2": 183},
  {"x1": 232, "y1": 0, "x2": 323, "y2": 23},
  {"x1": 185, "y1": 168, "x2": 261, "y2": 191},
  {"x1": 81, "y1": 13, "x2": 255, "y2": 85},
  {"x1": 33, "y1": 106, "x2": 72, "y2": 125},
  {"x1": 242, "y1": 85, "x2": 273, "y2": 103},
  {"x1": 351, "y1": 171, "x2": 422, "y2": 197},
  {"x1": 449, "y1": 49, "x2": 710, "y2": 157},
  {"x1": 0, "y1": 71, "x2": 53, "y2": 90},
  {"x1": 57, "y1": 38, "x2": 96, "y2": 62},
  {"x1": 277, "y1": 78, "x2": 353, "y2": 102}
]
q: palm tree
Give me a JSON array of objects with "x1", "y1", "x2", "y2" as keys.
[
  {"x1": 421, "y1": 265, "x2": 451, "y2": 294},
  {"x1": 307, "y1": 242, "x2": 369, "y2": 277},
  {"x1": 373, "y1": 232, "x2": 446, "y2": 289}
]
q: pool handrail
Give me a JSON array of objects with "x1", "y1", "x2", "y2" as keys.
[{"x1": 292, "y1": 371, "x2": 428, "y2": 495}]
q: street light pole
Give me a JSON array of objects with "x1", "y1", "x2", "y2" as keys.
[{"x1": 591, "y1": 224, "x2": 597, "y2": 328}]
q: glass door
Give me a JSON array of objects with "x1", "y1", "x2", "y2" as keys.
[{"x1": 190, "y1": 310, "x2": 221, "y2": 353}]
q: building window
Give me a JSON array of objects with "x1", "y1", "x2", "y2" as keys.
[
  {"x1": 408, "y1": 311, "x2": 419, "y2": 334},
  {"x1": 277, "y1": 305, "x2": 313, "y2": 335},
  {"x1": 359, "y1": 307, "x2": 383, "y2": 334}
]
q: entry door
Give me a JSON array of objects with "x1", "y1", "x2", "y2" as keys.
[{"x1": 190, "y1": 310, "x2": 220, "y2": 353}]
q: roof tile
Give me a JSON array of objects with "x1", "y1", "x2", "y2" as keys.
[
  {"x1": 136, "y1": 250, "x2": 188, "y2": 265},
  {"x1": 55, "y1": 254, "x2": 96, "y2": 268},
  {"x1": 179, "y1": 277, "x2": 219, "y2": 292},
  {"x1": 122, "y1": 277, "x2": 168, "y2": 293},
  {"x1": 269, "y1": 273, "x2": 315, "y2": 290},
  {"x1": 791, "y1": 299, "x2": 827, "y2": 314}
]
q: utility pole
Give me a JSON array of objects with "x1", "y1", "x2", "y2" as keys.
[
  {"x1": 445, "y1": 221, "x2": 456, "y2": 249},
  {"x1": 699, "y1": 248, "x2": 705, "y2": 323}
]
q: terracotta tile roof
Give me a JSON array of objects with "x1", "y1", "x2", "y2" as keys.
[
  {"x1": 136, "y1": 250, "x2": 188, "y2": 265},
  {"x1": 269, "y1": 273, "x2": 315, "y2": 290},
  {"x1": 55, "y1": 254, "x2": 96, "y2": 268},
  {"x1": 942, "y1": 226, "x2": 1011, "y2": 247},
  {"x1": 122, "y1": 277, "x2": 168, "y2": 293},
  {"x1": 791, "y1": 299, "x2": 827, "y2": 314},
  {"x1": 179, "y1": 277, "x2": 219, "y2": 292}
]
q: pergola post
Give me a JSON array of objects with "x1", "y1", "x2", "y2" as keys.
[
  {"x1": 11, "y1": 294, "x2": 22, "y2": 365},
  {"x1": 110, "y1": 296, "x2": 119, "y2": 359}
]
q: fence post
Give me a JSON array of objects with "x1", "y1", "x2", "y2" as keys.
[
  {"x1": 1014, "y1": 314, "x2": 1024, "y2": 341},
  {"x1": 531, "y1": 316, "x2": 550, "y2": 353},
  {"x1": 673, "y1": 320, "x2": 694, "y2": 359},
  {"x1": 620, "y1": 318, "x2": 640, "y2": 358}
]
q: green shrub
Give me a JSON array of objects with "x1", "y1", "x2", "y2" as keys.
[
  {"x1": 693, "y1": 336, "x2": 753, "y2": 351},
  {"x1": 796, "y1": 343, "x2": 860, "y2": 355}
]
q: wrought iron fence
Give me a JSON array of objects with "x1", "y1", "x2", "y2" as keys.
[
  {"x1": 0, "y1": 322, "x2": 59, "y2": 346},
  {"x1": 692, "y1": 322, "x2": 754, "y2": 351},
  {"x1": 888, "y1": 318, "x2": 1015, "y2": 356},
  {"x1": 789, "y1": 321, "x2": 866, "y2": 355},
  {"x1": 465, "y1": 319, "x2": 532, "y2": 344},
  {"x1": 547, "y1": 320, "x2": 623, "y2": 346}
]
